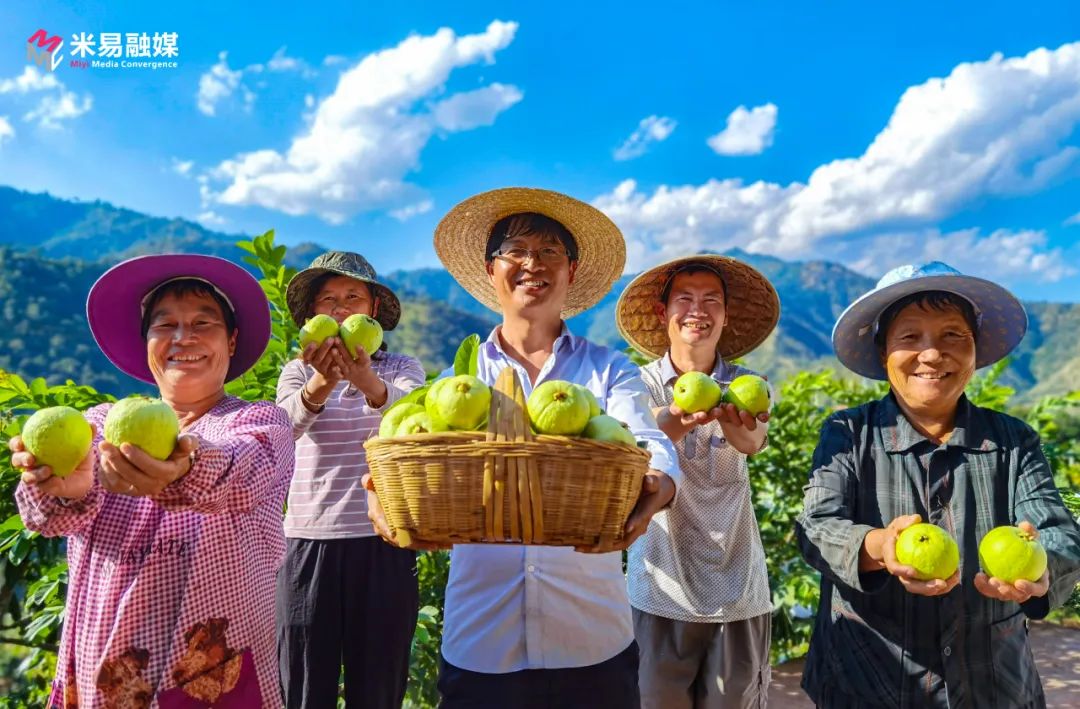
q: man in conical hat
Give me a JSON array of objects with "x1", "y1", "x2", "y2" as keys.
[
  {"x1": 616, "y1": 255, "x2": 781, "y2": 708},
  {"x1": 365, "y1": 187, "x2": 683, "y2": 708}
]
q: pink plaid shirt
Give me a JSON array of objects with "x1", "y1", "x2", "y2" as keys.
[{"x1": 16, "y1": 397, "x2": 294, "y2": 709}]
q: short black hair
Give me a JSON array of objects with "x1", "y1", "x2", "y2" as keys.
[
  {"x1": 659, "y1": 264, "x2": 728, "y2": 307},
  {"x1": 485, "y1": 212, "x2": 579, "y2": 262},
  {"x1": 140, "y1": 278, "x2": 237, "y2": 338},
  {"x1": 874, "y1": 290, "x2": 979, "y2": 349}
]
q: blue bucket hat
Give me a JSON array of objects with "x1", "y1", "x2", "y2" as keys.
[{"x1": 832, "y1": 261, "x2": 1028, "y2": 380}]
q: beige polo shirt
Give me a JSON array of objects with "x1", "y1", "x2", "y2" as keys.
[{"x1": 627, "y1": 352, "x2": 773, "y2": 623}]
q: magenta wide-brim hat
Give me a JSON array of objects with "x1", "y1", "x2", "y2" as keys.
[{"x1": 86, "y1": 254, "x2": 271, "y2": 385}]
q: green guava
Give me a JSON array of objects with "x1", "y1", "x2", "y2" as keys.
[
  {"x1": 299, "y1": 314, "x2": 339, "y2": 350},
  {"x1": 894, "y1": 523, "x2": 960, "y2": 580},
  {"x1": 379, "y1": 403, "x2": 425, "y2": 438},
  {"x1": 582, "y1": 414, "x2": 637, "y2": 447},
  {"x1": 396, "y1": 411, "x2": 448, "y2": 436},
  {"x1": 527, "y1": 380, "x2": 591, "y2": 435},
  {"x1": 672, "y1": 371, "x2": 722, "y2": 413},
  {"x1": 979, "y1": 525, "x2": 1048, "y2": 583},
  {"x1": 103, "y1": 397, "x2": 180, "y2": 461},
  {"x1": 340, "y1": 313, "x2": 383, "y2": 358},
  {"x1": 425, "y1": 375, "x2": 490, "y2": 430},
  {"x1": 723, "y1": 374, "x2": 771, "y2": 416},
  {"x1": 574, "y1": 384, "x2": 603, "y2": 418},
  {"x1": 21, "y1": 406, "x2": 93, "y2": 478}
]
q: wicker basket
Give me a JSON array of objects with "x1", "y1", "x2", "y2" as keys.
[{"x1": 363, "y1": 367, "x2": 651, "y2": 547}]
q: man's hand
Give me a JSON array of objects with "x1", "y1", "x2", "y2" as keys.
[
  {"x1": 974, "y1": 521, "x2": 1051, "y2": 603},
  {"x1": 576, "y1": 469, "x2": 675, "y2": 553},
  {"x1": 97, "y1": 434, "x2": 199, "y2": 497},
  {"x1": 10, "y1": 426, "x2": 97, "y2": 499}
]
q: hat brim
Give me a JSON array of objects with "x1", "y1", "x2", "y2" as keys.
[
  {"x1": 86, "y1": 255, "x2": 271, "y2": 385},
  {"x1": 433, "y1": 187, "x2": 626, "y2": 318},
  {"x1": 832, "y1": 273, "x2": 1028, "y2": 380},
  {"x1": 285, "y1": 268, "x2": 402, "y2": 331},
  {"x1": 615, "y1": 255, "x2": 781, "y2": 360}
]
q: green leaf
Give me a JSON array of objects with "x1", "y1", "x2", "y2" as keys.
[
  {"x1": 384, "y1": 384, "x2": 430, "y2": 417},
  {"x1": 453, "y1": 334, "x2": 481, "y2": 377}
]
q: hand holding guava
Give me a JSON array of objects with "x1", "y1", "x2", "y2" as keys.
[
  {"x1": 97, "y1": 433, "x2": 198, "y2": 497},
  {"x1": 878, "y1": 514, "x2": 960, "y2": 596},
  {"x1": 974, "y1": 521, "x2": 1050, "y2": 603},
  {"x1": 10, "y1": 425, "x2": 97, "y2": 499}
]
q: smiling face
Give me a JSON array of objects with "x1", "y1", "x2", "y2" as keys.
[
  {"x1": 486, "y1": 229, "x2": 578, "y2": 320},
  {"x1": 145, "y1": 290, "x2": 237, "y2": 400},
  {"x1": 655, "y1": 269, "x2": 728, "y2": 354},
  {"x1": 311, "y1": 275, "x2": 378, "y2": 324},
  {"x1": 881, "y1": 299, "x2": 977, "y2": 421}
]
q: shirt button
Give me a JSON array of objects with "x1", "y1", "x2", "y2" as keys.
[
  {"x1": 527, "y1": 564, "x2": 536, "y2": 573},
  {"x1": 943, "y1": 646, "x2": 952, "y2": 657}
]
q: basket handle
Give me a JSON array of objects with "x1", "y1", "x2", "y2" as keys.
[{"x1": 482, "y1": 368, "x2": 542, "y2": 543}]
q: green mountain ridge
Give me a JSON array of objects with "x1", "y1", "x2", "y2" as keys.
[{"x1": 0, "y1": 185, "x2": 1075, "y2": 402}]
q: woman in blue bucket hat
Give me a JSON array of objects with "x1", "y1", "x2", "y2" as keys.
[{"x1": 796, "y1": 261, "x2": 1080, "y2": 708}]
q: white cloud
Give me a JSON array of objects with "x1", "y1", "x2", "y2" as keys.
[
  {"x1": 196, "y1": 210, "x2": 228, "y2": 227},
  {"x1": 0, "y1": 66, "x2": 61, "y2": 94},
  {"x1": 1065, "y1": 211, "x2": 1080, "y2": 226},
  {"x1": 432, "y1": 83, "x2": 523, "y2": 131},
  {"x1": 0, "y1": 116, "x2": 13, "y2": 145},
  {"x1": 613, "y1": 115, "x2": 677, "y2": 161},
  {"x1": 172, "y1": 158, "x2": 194, "y2": 176},
  {"x1": 197, "y1": 52, "x2": 244, "y2": 116},
  {"x1": 390, "y1": 199, "x2": 434, "y2": 221},
  {"x1": 204, "y1": 21, "x2": 521, "y2": 224},
  {"x1": 0, "y1": 66, "x2": 92, "y2": 128},
  {"x1": 304, "y1": 94, "x2": 315, "y2": 109},
  {"x1": 707, "y1": 103, "x2": 777, "y2": 156},
  {"x1": 267, "y1": 47, "x2": 316, "y2": 78},
  {"x1": 323, "y1": 55, "x2": 348, "y2": 67},
  {"x1": 596, "y1": 42, "x2": 1080, "y2": 284}
]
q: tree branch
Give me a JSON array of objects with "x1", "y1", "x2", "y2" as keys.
[{"x1": 0, "y1": 635, "x2": 58, "y2": 653}]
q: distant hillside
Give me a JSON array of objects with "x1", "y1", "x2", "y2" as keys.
[{"x1": 0, "y1": 185, "x2": 1076, "y2": 402}]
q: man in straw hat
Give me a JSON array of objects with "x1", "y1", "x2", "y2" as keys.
[
  {"x1": 616, "y1": 255, "x2": 781, "y2": 708},
  {"x1": 364, "y1": 187, "x2": 682, "y2": 708},
  {"x1": 797, "y1": 261, "x2": 1080, "y2": 707}
]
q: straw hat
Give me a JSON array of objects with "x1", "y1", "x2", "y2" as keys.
[
  {"x1": 616, "y1": 254, "x2": 780, "y2": 360},
  {"x1": 832, "y1": 261, "x2": 1027, "y2": 380},
  {"x1": 433, "y1": 187, "x2": 626, "y2": 318}
]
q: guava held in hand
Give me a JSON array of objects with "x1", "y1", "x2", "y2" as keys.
[
  {"x1": 379, "y1": 403, "x2": 425, "y2": 438},
  {"x1": 894, "y1": 523, "x2": 960, "y2": 580},
  {"x1": 21, "y1": 406, "x2": 93, "y2": 478},
  {"x1": 425, "y1": 375, "x2": 491, "y2": 430},
  {"x1": 103, "y1": 397, "x2": 180, "y2": 461},
  {"x1": 672, "y1": 371, "x2": 722, "y2": 413},
  {"x1": 979, "y1": 525, "x2": 1048, "y2": 583},
  {"x1": 340, "y1": 314, "x2": 383, "y2": 358},
  {"x1": 527, "y1": 380, "x2": 591, "y2": 435},
  {"x1": 723, "y1": 374, "x2": 771, "y2": 416},
  {"x1": 299, "y1": 314, "x2": 339, "y2": 350},
  {"x1": 583, "y1": 414, "x2": 637, "y2": 447}
]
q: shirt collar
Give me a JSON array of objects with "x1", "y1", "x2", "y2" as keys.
[
  {"x1": 880, "y1": 391, "x2": 999, "y2": 453},
  {"x1": 484, "y1": 322, "x2": 575, "y2": 359},
  {"x1": 658, "y1": 351, "x2": 732, "y2": 386}
]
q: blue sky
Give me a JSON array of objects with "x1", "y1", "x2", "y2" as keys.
[{"x1": 1, "y1": 0, "x2": 1079, "y2": 302}]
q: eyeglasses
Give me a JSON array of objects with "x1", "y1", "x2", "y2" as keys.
[{"x1": 490, "y1": 246, "x2": 569, "y2": 265}]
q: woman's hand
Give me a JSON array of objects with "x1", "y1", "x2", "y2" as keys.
[
  {"x1": 302, "y1": 338, "x2": 344, "y2": 387},
  {"x1": 867, "y1": 514, "x2": 961, "y2": 596},
  {"x1": 9, "y1": 426, "x2": 97, "y2": 499},
  {"x1": 97, "y1": 434, "x2": 199, "y2": 497},
  {"x1": 974, "y1": 521, "x2": 1051, "y2": 603}
]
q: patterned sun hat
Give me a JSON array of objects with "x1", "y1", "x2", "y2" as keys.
[
  {"x1": 433, "y1": 187, "x2": 626, "y2": 318},
  {"x1": 615, "y1": 254, "x2": 780, "y2": 360},
  {"x1": 832, "y1": 261, "x2": 1028, "y2": 380},
  {"x1": 286, "y1": 251, "x2": 402, "y2": 330}
]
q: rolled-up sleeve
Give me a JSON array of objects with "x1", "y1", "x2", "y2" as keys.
[
  {"x1": 797, "y1": 414, "x2": 888, "y2": 594},
  {"x1": 1013, "y1": 426, "x2": 1080, "y2": 619},
  {"x1": 605, "y1": 354, "x2": 681, "y2": 493}
]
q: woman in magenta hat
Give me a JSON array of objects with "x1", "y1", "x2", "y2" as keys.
[{"x1": 9, "y1": 254, "x2": 294, "y2": 708}]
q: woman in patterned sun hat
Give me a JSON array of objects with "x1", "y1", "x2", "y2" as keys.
[
  {"x1": 797, "y1": 261, "x2": 1080, "y2": 707},
  {"x1": 10, "y1": 253, "x2": 294, "y2": 707}
]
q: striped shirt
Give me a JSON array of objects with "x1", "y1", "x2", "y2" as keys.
[
  {"x1": 628, "y1": 353, "x2": 773, "y2": 623},
  {"x1": 16, "y1": 397, "x2": 294, "y2": 708},
  {"x1": 797, "y1": 392, "x2": 1080, "y2": 708},
  {"x1": 277, "y1": 352, "x2": 426, "y2": 539}
]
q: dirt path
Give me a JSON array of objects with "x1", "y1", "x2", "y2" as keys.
[{"x1": 767, "y1": 621, "x2": 1080, "y2": 708}]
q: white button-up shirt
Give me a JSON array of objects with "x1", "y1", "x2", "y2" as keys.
[{"x1": 440, "y1": 325, "x2": 681, "y2": 673}]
